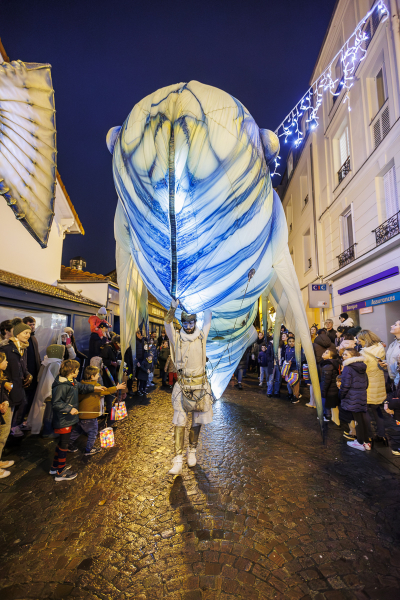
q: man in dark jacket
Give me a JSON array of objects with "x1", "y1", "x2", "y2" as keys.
[
  {"x1": 313, "y1": 330, "x2": 336, "y2": 365},
  {"x1": 100, "y1": 336, "x2": 121, "y2": 426},
  {"x1": 158, "y1": 341, "x2": 170, "y2": 387},
  {"x1": 324, "y1": 319, "x2": 337, "y2": 344},
  {"x1": 22, "y1": 317, "x2": 41, "y2": 414},
  {"x1": 157, "y1": 329, "x2": 168, "y2": 348},
  {"x1": 258, "y1": 343, "x2": 274, "y2": 387}
]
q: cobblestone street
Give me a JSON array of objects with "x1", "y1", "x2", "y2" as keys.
[{"x1": 1, "y1": 376, "x2": 400, "y2": 600}]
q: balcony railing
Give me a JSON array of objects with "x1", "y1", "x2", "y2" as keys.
[
  {"x1": 338, "y1": 156, "x2": 351, "y2": 185},
  {"x1": 337, "y1": 243, "x2": 357, "y2": 269},
  {"x1": 373, "y1": 211, "x2": 400, "y2": 246},
  {"x1": 303, "y1": 195, "x2": 309, "y2": 207},
  {"x1": 308, "y1": 257, "x2": 312, "y2": 269}
]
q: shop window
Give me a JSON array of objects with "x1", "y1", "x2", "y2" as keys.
[
  {"x1": 384, "y1": 165, "x2": 399, "y2": 219},
  {"x1": 0, "y1": 307, "x2": 68, "y2": 358}
]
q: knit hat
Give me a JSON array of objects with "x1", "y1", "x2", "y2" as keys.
[
  {"x1": 97, "y1": 307, "x2": 107, "y2": 316},
  {"x1": 13, "y1": 322, "x2": 31, "y2": 337},
  {"x1": 340, "y1": 312, "x2": 349, "y2": 320},
  {"x1": 64, "y1": 327, "x2": 74, "y2": 335},
  {"x1": 46, "y1": 344, "x2": 65, "y2": 360}
]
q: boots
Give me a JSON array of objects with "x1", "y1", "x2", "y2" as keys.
[
  {"x1": 187, "y1": 425, "x2": 201, "y2": 467},
  {"x1": 168, "y1": 426, "x2": 185, "y2": 475}
]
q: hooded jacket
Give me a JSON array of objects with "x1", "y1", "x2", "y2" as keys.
[
  {"x1": 51, "y1": 376, "x2": 94, "y2": 429},
  {"x1": 320, "y1": 358, "x2": 340, "y2": 406},
  {"x1": 340, "y1": 317, "x2": 354, "y2": 328},
  {"x1": 340, "y1": 357, "x2": 368, "y2": 413},
  {"x1": 313, "y1": 333, "x2": 336, "y2": 364},
  {"x1": 360, "y1": 343, "x2": 386, "y2": 405},
  {"x1": 258, "y1": 344, "x2": 274, "y2": 370}
]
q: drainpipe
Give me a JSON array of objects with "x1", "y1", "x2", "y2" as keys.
[{"x1": 309, "y1": 143, "x2": 323, "y2": 322}]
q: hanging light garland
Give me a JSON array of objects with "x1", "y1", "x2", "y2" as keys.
[{"x1": 271, "y1": 0, "x2": 389, "y2": 177}]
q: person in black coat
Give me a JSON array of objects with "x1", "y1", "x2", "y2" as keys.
[
  {"x1": 258, "y1": 342, "x2": 274, "y2": 386},
  {"x1": 324, "y1": 319, "x2": 337, "y2": 344},
  {"x1": 341, "y1": 349, "x2": 371, "y2": 451},
  {"x1": 136, "y1": 330, "x2": 146, "y2": 363},
  {"x1": 88, "y1": 323, "x2": 109, "y2": 360},
  {"x1": 3, "y1": 322, "x2": 33, "y2": 435},
  {"x1": 157, "y1": 329, "x2": 168, "y2": 348},
  {"x1": 100, "y1": 336, "x2": 121, "y2": 426},
  {"x1": 384, "y1": 382, "x2": 400, "y2": 455},
  {"x1": 319, "y1": 348, "x2": 340, "y2": 420}
]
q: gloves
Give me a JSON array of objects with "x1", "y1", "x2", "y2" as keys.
[{"x1": 166, "y1": 298, "x2": 179, "y2": 324}]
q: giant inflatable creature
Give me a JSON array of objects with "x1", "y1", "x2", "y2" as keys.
[{"x1": 107, "y1": 81, "x2": 323, "y2": 423}]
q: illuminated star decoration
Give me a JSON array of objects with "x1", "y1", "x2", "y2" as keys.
[{"x1": 271, "y1": 0, "x2": 389, "y2": 177}]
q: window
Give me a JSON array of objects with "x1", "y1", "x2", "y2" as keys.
[
  {"x1": 287, "y1": 153, "x2": 293, "y2": 178},
  {"x1": 339, "y1": 127, "x2": 350, "y2": 167},
  {"x1": 384, "y1": 166, "x2": 399, "y2": 219},
  {"x1": 342, "y1": 208, "x2": 354, "y2": 250},
  {"x1": 303, "y1": 229, "x2": 312, "y2": 273},
  {"x1": 376, "y1": 68, "x2": 386, "y2": 110}
]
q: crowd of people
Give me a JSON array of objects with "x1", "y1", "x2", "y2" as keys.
[
  {"x1": 1, "y1": 307, "x2": 400, "y2": 482},
  {"x1": 235, "y1": 313, "x2": 400, "y2": 455}
]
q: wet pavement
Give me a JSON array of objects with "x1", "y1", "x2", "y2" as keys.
[{"x1": 1, "y1": 374, "x2": 400, "y2": 600}]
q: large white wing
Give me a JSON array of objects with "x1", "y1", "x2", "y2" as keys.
[{"x1": 0, "y1": 60, "x2": 56, "y2": 247}]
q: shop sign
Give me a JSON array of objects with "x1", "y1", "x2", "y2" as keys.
[
  {"x1": 359, "y1": 307, "x2": 373, "y2": 314},
  {"x1": 342, "y1": 290, "x2": 400, "y2": 312},
  {"x1": 308, "y1": 283, "x2": 329, "y2": 308}
]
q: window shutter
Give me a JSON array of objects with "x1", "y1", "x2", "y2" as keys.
[
  {"x1": 339, "y1": 128, "x2": 349, "y2": 166},
  {"x1": 382, "y1": 105, "x2": 390, "y2": 138},
  {"x1": 374, "y1": 120, "x2": 381, "y2": 148},
  {"x1": 384, "y1": 166, "x2": 399, "y2": 218}
]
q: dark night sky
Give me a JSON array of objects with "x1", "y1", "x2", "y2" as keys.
[{"x1": 2, "y1": 0, "x2": 337, "y2": 274}]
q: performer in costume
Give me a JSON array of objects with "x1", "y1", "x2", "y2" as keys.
[{"x1": 165, "y1": 299, "x2": 213, "y2": 475}]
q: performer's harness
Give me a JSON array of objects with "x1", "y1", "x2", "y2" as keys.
[{"x1": 175, "y1": 330, "x2": 212, "y2": 412}]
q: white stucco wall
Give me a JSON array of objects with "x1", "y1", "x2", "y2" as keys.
[{"x1": 0, "y1": 182, "x2": 75, "y2": 285}]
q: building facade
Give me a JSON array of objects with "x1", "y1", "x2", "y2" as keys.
[{"x1": 278, "y1": 0, "x2": 400, "y2": 344}]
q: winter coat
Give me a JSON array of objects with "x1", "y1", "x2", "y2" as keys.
[
  {"x1": 341, "y1": 317, "x2": 354, "y2": 328},
  {"x1": 148, "y1": 344, "x2": 158, "y2": 366},
  {"x1": 313, "y1": 333, "x2": 336, "y2": 364},
  {"x1": 137, "y1": 357, "x2": 153, "y2": 381},
  {"x1": 78, "y1": 380, "x2": 116, "y2": 419},
  {"x1": 325, "y1": 328, "x2": 337, "y2": 344},
  {"x1": 88, "y1": 331, "x2": 106, "y2": 359},
  {"x1": 340, "y1": 357, "x2": 368, "y2": 413},
  {"x1": 360, "y1": 343, "x2": 386, "y2": 405},
  {"x1": 284, "y1": 345, "x2": 297, "y2": 372},
  {"x1": 3, "y1": 339, "x2": 29, "y2": 407},
  {"x1": 136, "y1": 336, "x2": 146, "y2": 362},
  {"x1": 51, "y1": 376, "x2": 94, "y2": 429},
  {"x1": 158, "y1": 347, "x2": 170, "y2": 369},
  {"x1": 100, "y1": 342, "x2": 120, "y2": 386},
  {"x1": 387, "y1": 379, "x2": 400, "y2": 420},
  {"x1": 319, "y1": 358, "x2": 340, "y2": 408},
  {"x1": 258, "y1": 345, "x2": 274, "y2": 371},
  {"x1": 386, "y1": 339, "x2": 400, "y2": 384}
]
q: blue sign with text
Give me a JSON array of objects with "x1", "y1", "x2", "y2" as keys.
[{"x1": 312, "y1": 284, "x2": 327, "y2": 291}]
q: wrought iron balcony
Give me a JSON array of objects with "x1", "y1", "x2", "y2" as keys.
[
  {"x1": 338, "y1": 156, "x2": 351, "y2": 185},
  {"x1": 304, "y1": 195, "x2": 309, "y2": 207},
  {"x1": 373, "y1": 212, "x2": 400, "y2": 246},
  {"x1": 337, "y1": 243, "x2": 357, "y2": 269},
  {"x1": 308, "y1": 257, "x2": 312, "y2": 269}
]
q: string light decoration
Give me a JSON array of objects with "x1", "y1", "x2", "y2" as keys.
[{"x1": 271, "y1": 0, "x2": 389, "y2": 177}]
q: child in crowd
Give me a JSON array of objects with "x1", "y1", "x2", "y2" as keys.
[
  {"x1": 50, "y1": 360, "x2": 105, "y2": 481},
  {"x1": 284, "y1": 337, "x2": 300, "y2": 404},
  {"x1": 137, "y1": 354, "x2": 153, "y2": 396},
  {"x1": 258, "y1": 343, "x2": 273, "y2": 387},
  {"x1": 68, "y1": 365, "x2": 126, "y2": 456},
  {"x1": 340, "y1": 349, "x2": 371, "y2": 451},
  {"x1": 146, "y1": 340, "x2": 157, "y2": 390},
  {"x1": 0, "y1": 352, "x2": 14, "y2": 479},
  {"x1": 319, "y1": 348, "x2": 340, "y2": 422}
]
